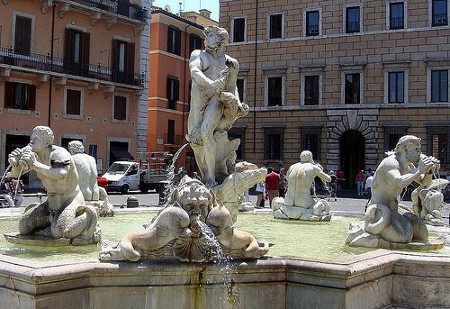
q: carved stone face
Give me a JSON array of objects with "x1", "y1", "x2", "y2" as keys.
[
  {"x1": 205, "y1": 31, "x2": 223, "y2": 53},
  {"x1": 404, "y1": 141, "x2": 421, "y2": 164},
  {"x1": 29, "y1": 131, "x2": 47, "y2": 153},
  {"x1": 177, "y1": 184, "x2": 211, "y2": 222}
]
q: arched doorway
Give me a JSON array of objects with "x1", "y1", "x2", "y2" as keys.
[{"x1": 340, "y1": 130, "x2": 365, "y2": 189}]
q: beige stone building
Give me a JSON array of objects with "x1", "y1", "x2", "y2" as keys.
[{"x1": 220, "y1": 0, "x2": 450, "y2": 187}]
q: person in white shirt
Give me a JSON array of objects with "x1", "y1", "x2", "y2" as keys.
[{"x1": 364, "y1": 173, "x2": 374, "y2": 210}]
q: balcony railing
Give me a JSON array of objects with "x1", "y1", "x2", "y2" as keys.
[
  {"x1": 0, "y1": 47, "x2": 142, "y2": 87},
  {"x1": 69, "y1": 0, "x2": 148, "y2": 22},
  {"x1": 164, "y1": 134, "x2": 184, "y2": 145}
]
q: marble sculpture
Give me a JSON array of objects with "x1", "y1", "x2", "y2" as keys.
[
  {"x1": 411, "y1": 178, "x2": 449, "y2": 226},
  {"x1": 100, "y1": 26, "x2": 271, "y2": 261},
  {"x1": 100, "y1": 176, "x2": 271, "y2": 262},
  {"x1": 7, "y1": 126, "x2": 100, "y2": 245},
  {"x1": 68, "y1": 141, "x2": 114, "y2": 217},
  {"x1": 346, "y1": 135, "x2": 442, "y2": 248},
  {"x1": 272, "y1": 150, "x2": 332, "y2": 221}
]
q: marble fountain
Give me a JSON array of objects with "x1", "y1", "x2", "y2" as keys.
[{"x1": 2, "y1": 26, "x2": 450, "y2": 309}]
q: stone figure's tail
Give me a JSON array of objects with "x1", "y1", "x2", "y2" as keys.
[{"x1": 364, "y1": 203, "x2": 391, "y2": 235}]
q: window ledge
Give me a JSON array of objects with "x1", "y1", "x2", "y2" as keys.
[
  {"x1": 7, "y1": 108, "x2": 32, "y2": 115},
  {"x1": 63, "y1": 114, "x2": 84, "y2": 120},
  {"x1": 111, "y1": 119, "x2": 129, "y2": 124}
]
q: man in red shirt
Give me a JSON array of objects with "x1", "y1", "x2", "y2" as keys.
[{"x1": 265, "y1": 167, "x2": 280, "y2": 207}]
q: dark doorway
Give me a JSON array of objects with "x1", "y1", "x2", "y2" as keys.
[
  {"x1": 340, "y1": 130, "x2": 365, "y2": 189},
  {"x1": 5, "y1": 134, "x2": 30, "y2": 184},
  {"x1": 109, "y1": 141, "x2": 133, "y2": 166}
]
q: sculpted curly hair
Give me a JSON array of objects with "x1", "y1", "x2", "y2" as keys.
[{"x1": 33, "y1": 126, "x2": 54, "y2": 146}]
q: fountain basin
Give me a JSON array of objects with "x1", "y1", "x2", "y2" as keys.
[
  {"x1": 1, "y1": 250, "x2": 450, "y2": 308},
  {"x1": 1, "y1": 212, "x2": 450, "y2": 308}
]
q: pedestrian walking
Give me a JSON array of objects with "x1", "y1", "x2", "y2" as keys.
[
  {"x1": 356, "y1": 170, "x2": 365, "y2": 196},
  {"x1": 255, "y1": 181, "x2": 265, "y2": 208},
  {"x1": 265, "y1": 167, "x2": 280, "y2": 207},
  {"x1": 364, "y1": 173, "x2": 374, "y2": 210},
  {"x1": 329, "y1": 170, "x2": 337, "y2": 201}
]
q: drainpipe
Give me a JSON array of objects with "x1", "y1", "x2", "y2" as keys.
[
  {"x1": 253, "y1": 0, "x2": 259, "y2": 153},
  {"x1": 47, "y1": 5, "x2": 56, "y2": 127}
]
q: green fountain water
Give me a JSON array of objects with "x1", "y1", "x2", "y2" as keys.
[{"x1": 0, "y1": 213, "x2": 447, "y2": 262}]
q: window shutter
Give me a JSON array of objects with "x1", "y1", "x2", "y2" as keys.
[
  {"x1": 167, "y1": 27, "x2": 173, "y2": 52},
  {"x1": 174, "y1": 79, "x2": 179, "y2": 101},
  {"x1": 176, "y1": 30, "x2": 181, "y2": 55},
  {"x1": 82, "y1": 32, "x2": 90, "y2": 76},
  {"x1": 28, "y1": 85, "x2": 36, "y2": 110},
  {"x1": 127, "y1": 42, "x2": 135, "y2": 75},
  {"x1": 4, "y1": 82, "x2": 13, "y2": 108},
  {"x1": 14, "y1": 16, "x2": 32, "y2": 56},
  {"x1": 166, "y1": 77, "x2": 171, "y2": 100},
  {"x1": 111, "y1": 39, "x2": 119, "y2": 73},
  {"x1": 64, "y1": 28, "x2": 73, "y2": 63}
]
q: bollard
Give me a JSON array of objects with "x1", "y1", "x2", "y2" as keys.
[{"x1": 126, "y1": 196, "x2": 139, "y2": 208}]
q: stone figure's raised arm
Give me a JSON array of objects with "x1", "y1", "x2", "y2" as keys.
[
  {"x1": 316, "y1": 167, "x2": 332, "y2": 183},
  {"x1": 21, "y1": 147, "x2": 71, "y2": 180},
  {"x1": 385, "y1": 155, "x2": 435, "y2": 189}
]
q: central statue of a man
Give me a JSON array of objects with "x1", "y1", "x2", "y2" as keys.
[{"x1": 187, "y1": 25, "x2": 249, "y2": 187}]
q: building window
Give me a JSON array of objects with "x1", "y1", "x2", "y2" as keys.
[
  {"x1": 113, "y1": 95, "x2": 127, "y2": 121},
  {"x1": 383, "y1": 126, "x2": 408, "y2": 152},
  {"x1": 301, "y1": 127, "x2": 322, "y2": 161},
  {"x1": 89, "y1": 144, "x2": 98, "y2": 158},
  {"x1": 267, "y1": 76, "x2": 283, "y2": 106},
  {"x1": 65, "y1": 89, "x2": 82, "y2": 116},
  {"x1": 232, "y1": 17, "x2": 246, "y2": 43},
  {"x1": 112, "y1": 40, "x2": 135, "y2": 84},
  {"x1": 189, "y1": 34, "x2": 202, "y2": 55},
  {"x1": 304, "y1": 75, "x2": 319, "y2": 105},
  {"x1": 432, "y1": 134, "x2": 448, "y2": 164},
  {"x1": 346, "y1": 7, "x2": 360, "y2": 33},
  {"x1": 431, "y1": 70, "x2": 448, "y2": 102},
  {"x1": 306, "y1": 10, "x2": 320, "y2": 36},
  {"x1": 264, "y1": 127, "x2": 284, "y2": 161},
  {"x1": 236, "y1": 78, "x2": 245, "y2": 103},
  {"x1": 269, "y1": 13, "x2": 283, "y2": 39},
  {"x1": 65, "y1": 29, "x2": 90, "y2": 76},
  {"x1": 4, "y1": 82, "x2": 36, "y2": 110},
  {"x1": 167, "y1": 119, "x2": 175, "y2": 144},
  {"x1": 432, "y1": 0, "x2": 448, "y2": 26},
  {"x1": 388, "y1": 71, "x2": 404, "y2": 103},
  {"x1": 345, "y1": 73, "x2": 361, "y2": 104},
  {"x1": 229, "y1": 127, "x2": 246, "y2": 161},
  {"x1": 14, "y1": 15, "x2": 32, "y2": 56},
  {"x1": 389, "y1": 2, "x2": 405, "y2": 29},
  {"x1": 167, "y1": 77, "x2": 179, "y2": 110},
  {"x1": 168, "y1": 26, "x2": 181, "y2": 55},
  {"x1": 427, "y1": 127, "x2": 450, "y2": 164}
]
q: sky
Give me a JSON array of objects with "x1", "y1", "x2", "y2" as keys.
[{"x1": 152, "y1": 0, "x2": 220, "y2": 21}]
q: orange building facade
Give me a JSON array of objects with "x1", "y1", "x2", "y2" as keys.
[
  {"x1": 0, "y1": 0, "x2": 150, "y2": 186},
  {"x1": 147, "y1": 9, "x2": 217, "y2": 173}
]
